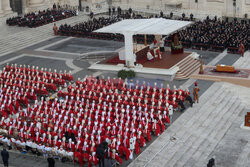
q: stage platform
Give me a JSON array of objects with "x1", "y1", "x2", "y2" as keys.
[
  {"x1": 99, "y1": 50, "x2": 190, "y2": 68},
  {"x1": 143, "y1": 51, "x2": 191, "y2": 69},
  {"x1": 89, "y1": 50, "x2": 199, "y2": 81}
]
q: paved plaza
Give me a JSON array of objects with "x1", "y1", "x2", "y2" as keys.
[{"x1": 0, "y1": 12, "x2": 250, "y2": 167}]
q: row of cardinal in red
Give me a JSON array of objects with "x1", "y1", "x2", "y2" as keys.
[
  {"x1": 75, "y1": 78, "x2": 188, "y2": 96},
  {"x1": 57, "y1": 90, "x2": 181, "y2": 110},
  {"x1": 1, "y1": 76, "x2": 57, "y2": 92},
  {"x1": 64, "y1": 81, "x2": 189, "y2": 102},
  {"x1": 1, "y1": 71, "x2": 66, "y2": 86},
  {"x1": 4, "y1": 65, "x2": 74, "y2": 81}
]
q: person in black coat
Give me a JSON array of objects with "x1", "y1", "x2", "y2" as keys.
[
  {"x1": 178, "y1": 100, "x2": 186, "y2": 112},
  {"x1": 182, "y1": 13, "x2": 185, "y2": 19},
  {"x1": 185, "y1": 95, "x2": 193, "y2": 107},
  {"x1": 53, "y1": 3, "x2": 56, "y2": 9},
  {"x1": 207, "y1": 158, "x2": 215, "y2": 167},
  {"x1": 160, "y1": 11, "x2": 163, "y2": 17},
  {"x1": 118, "y1": 6, "x2": 121, "y2": 16},
  {"x1": 90, "y1": 12, "x2": 94, "y2": 19},
  {"x1": 128, "y1": 8, "x2": 132, "y2": 14},
  {"x1": 190, "y1": 13, "x2": 193, "y2": 21},
  {"x1": 170, "y1": 12, "x2": 173, "y2": 19},
  {"x1": 47, "y1": 154, "x2": 55, "y2": 167},
  {"x1": 108, "y1": 7, "x2": 111, "y2": 16},
  {"x1": 96, "y1": 141, "x2": 108, "y2": 167},
  {"x1": 112, "y1": 7, "x2": 115, "y2": 15},
  {"x1": 1, "y1": 148, "x2": 9, "y2": 167}
]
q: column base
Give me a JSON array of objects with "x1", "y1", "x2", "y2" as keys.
[
  {"x1": 26, "y1": 4, "x2": 48, "y2": 13},
  {"x1": 29, "y1": 4, "x2": 43, "y2": 7},
  {"x1": 3, "y1": 9, "x2": 13, "y2": 15}
]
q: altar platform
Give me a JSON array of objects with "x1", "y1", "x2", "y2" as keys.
[
  {"x1": 88, "y1": 48, "x2": 200, "y2": 81},
  {"x1": 100, "y1": 49, "x2": 191, "y2": 69}
]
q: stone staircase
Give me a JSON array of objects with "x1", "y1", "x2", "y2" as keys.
[
  {"x1": 128, "y1": 82, "x2": 246, "y2": 167},
  {"x1": 174, "y1": 55, "x2": 200, "y2": 80},
  {"x1": 233, "y1": 51, "x2": 250, "y2": 69},
  {"x1": 0, "y1": 12, "x2": 88, "y2": 56}
]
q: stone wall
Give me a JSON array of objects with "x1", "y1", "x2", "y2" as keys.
[
  {"x1": 110, "y1": 0, "x2": 250, "y2": 18},
  {"x1": 24, "y1": 0, "x2": 79, "y2": 13},
  {"x1": 0, "y1": 0, "x2": 13, "y2": 17},
  {"x1": 2, "y1": 0, "x2": 250, "y2": 18}
]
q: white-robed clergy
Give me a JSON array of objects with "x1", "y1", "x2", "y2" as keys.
[{"x1": 147, "y1": 51, "x2": 154, "y2": 61}]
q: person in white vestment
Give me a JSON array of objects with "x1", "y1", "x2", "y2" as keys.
[{"x1": 147, "y1": 51, "x2": 154, "y2": 61}]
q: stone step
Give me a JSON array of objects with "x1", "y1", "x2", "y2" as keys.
[
  {"x1": 175, "y1": 59, "x2": 200, "y2": 79},
  {"x1": 195, "y1": 103, "x2": 245, "y2": 167},
  {"x1": 175, "y1": 56, "x2": 193, "y2": 67},
  {"x1": 153, "y1": 85, "x2": 228, "y2": 166},
  {"x1": 177, "y1": 57, "x2": 196, "y2": 70},
  {"x1": 176, "y1": 63, "x2": 199, "y2": 78},
  {"x1": 180, "y1": 95, "x2": 240, "y2": 167},
  {"x1": 233, "y1": 56, "x2": 245, "y2": 67},
  {"x1": 178, "y1": 63, "x2": 200, "y2": 78},
  {"x1": 165, "y1": 90, "x2": 234, "y2": 166},
  {"x1": 174, "y1": 83, "x2": 223, "y2": 128},
  {"x1": 195, "y1": 103, "x2": 243, "y2": 167},
  {"x1": 184, "y1": 85, "x2": 227, "y2": 127},
  {"x1": 242, "y1": 59, "x2": 250, "y2": 69},
  {"x1": 171, "y1": 83, "x2": 223, "y2": 129},
  {"x1": 178, "y1": 59, "x2": 199, "y2": 72}
]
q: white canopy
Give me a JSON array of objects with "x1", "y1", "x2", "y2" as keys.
[
  {"x1": 94, "y1": 18, "x2": 192, "y2": 66},
  {"x1": 94, "y1": 18, "x2": 192, "y2": 35}
]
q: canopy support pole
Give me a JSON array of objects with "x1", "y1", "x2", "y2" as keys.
[{"x1": 124, "y1": 32, "x2": 135, "y2": 67}]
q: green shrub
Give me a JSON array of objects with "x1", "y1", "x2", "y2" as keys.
[
  {"x1": 127, "y1": 70, "x2": 135, "y2": 78},
  {"x1": 118, "y1": 69, "x2": 136, "y2": 79},
  {"x1": 118, "y1": 70, "x2": 127, "y2": 79}
]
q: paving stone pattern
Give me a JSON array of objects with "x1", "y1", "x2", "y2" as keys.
[{"x1": 46, "y1": 38, "x2": 124, "y2": 54}]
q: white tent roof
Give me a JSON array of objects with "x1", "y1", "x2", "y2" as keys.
[{"x1": 94, "y1": 18, "x2": 192, "y2": 35}]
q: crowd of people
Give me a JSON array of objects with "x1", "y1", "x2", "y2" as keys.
[
  {"x1": 169, "y1": 16, "x2": 249, "y2": 52},
  {"x1": 57, "y1": 8, "x2": 249, "y2": 54},
  {"x1": 6, "y1": 9, "x2": 77, "y2": 28},
  {"x1": 58, "y1": 16, "x2": 122, "y2": 37},
  {"x1": 58, "y1": 7, "x2": 150, "y2": 41},
  {"x1": 0, "y1": 64, "x2": 192, "y2": 166}
]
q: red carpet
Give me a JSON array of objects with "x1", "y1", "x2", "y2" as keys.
[{"x1": 99, "y1": 51, "x2": 191, "y2": 70}]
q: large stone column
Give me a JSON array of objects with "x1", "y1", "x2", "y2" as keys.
[
  {"x1": 0, "y1": 0, "x2": 4, "y2": 14},
  {"x1": 2, "y1": 0, "x2": 12, "y2": 13}
]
